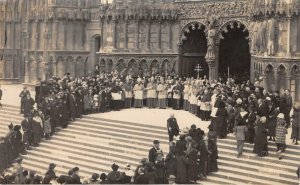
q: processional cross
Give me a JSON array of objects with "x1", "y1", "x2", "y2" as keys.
[{"x1": 194, "y1": 64, "x2": 203, "y2": 79}]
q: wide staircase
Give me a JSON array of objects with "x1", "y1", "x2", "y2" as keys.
[{"x1": 1, "y1": 106, "x2": 300, "y2": 184}]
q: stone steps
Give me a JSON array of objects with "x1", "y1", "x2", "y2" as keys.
[
  {"x1": 0, "y1": 105, "x2": 23, "y2": 137},
  {"x1": 4, "y1": 110, "x2": 300, "y2": 184}
]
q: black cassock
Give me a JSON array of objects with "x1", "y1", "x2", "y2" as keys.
[
  {"x1": 253, "y1": 121, "x2": 268, "y2": 156},
  {"x1": 167, "y1": 117, "x2": 179, "y2": 142}
]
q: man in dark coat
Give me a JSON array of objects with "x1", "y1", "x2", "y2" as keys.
[
  {"x1": 75, "y1": 88, "x2": 84, "y2": 118},
  {"x1": 107, "y1": 163, "x2": 124, "y2": 184},
  {"x1": 21, "y1": 116, "x2": 33, "y2": 151},
  {"x1": 23, "y1": 94, "x2": 35, "y2": 117},
  {"x1": 148, "y1": 140, "x2": 163, "y2": 164},
  {"x1": 71, "y1": 167, "x2": 81, "y2": 184},
  {"x1": 167, "y1": 114, "x2": 179, "y2": 142},
  {"x1": 44, "y1": 163, "x2": 57, "y2": 182},
  {"x1": 19, "y1": 87, "x2": 31, "y2": 114},
  {"x1": 280, "y1": 90, "x2": 293, "y2": 128},
  {"x1": 253, "y1": 116, "x2": 269, "y2": 157},
  {"x1": 69, "y1": 90, "x2": 77, "y2": 121}
]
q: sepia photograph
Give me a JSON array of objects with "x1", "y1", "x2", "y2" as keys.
[{"x1": 0, "y1": 0, "x2": 300, "y2": 184}]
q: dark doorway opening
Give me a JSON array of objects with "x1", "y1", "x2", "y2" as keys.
[
  {"x1": 219, "y1": 22, "x2": 250, "y2": 83},
  {"x1": 181, "y1": 23, "x2": 208, "y2": 78}
]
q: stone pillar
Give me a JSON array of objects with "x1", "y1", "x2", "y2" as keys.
[
  {"x1": 296, "y1": 75, "x2": 300, "y2": 101},
  {"x1": 124, "y1": 20, "x2": 128, "y2": 51},
  {"x1": 82, "y1": 23, "x2": 85, "y2": 49},
  {"x1": 168, "y1": 21, "x2": 172, "y2": 52},
  {"x1": 113, "y1": 19, "x2": 118, "y2": 50},
  {"x1": 215, "y1": 41, "x2": 220, "y2": 81},
  {"x1": 53, "y1": 20, "x2": 58, "y2": 50},
  {"x1": 274, "y1": 71, "x2": 278, "y2": 91},
  {"x1": 287, "y1": 17, "x2": 292, "y2": 57},
  {"x1": 158, "y1": 20, "x2": 162, "y2": 52},
  {"x1": 146, "y1": 20, "x2": 151, "y2": 52},
  {"x1": 73, "y1": 21, "x2": 76, "y2": 50},
  {"x1": 100, "y1": 19, "x2": 104, "y2": 52},
  {"x1": 207, "y1": 61, "x2": 216, "y2": 81},
  {"x1": 286, "y1": 75, "x2": 291, "y2": 90},
  {"x1": 135, "y1": 20, "x2": 140, "y2": 52},
  {"x1": 63, "y1": 21, "x2": 67, "y2": 49},
  {"x1": 24, "y1": 60, "x2": 30, "y2": 83}
]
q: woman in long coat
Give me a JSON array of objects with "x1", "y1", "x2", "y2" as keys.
[
  {"x1": 215, "y1": 101, "x2": 228, "y2": 139},
  {"x1": 175, "y1": 152, "x2": 188, "y2": 184},
  {"x1": 207, "y1": 127, "x2": 218, "y2": 173},
  {"x1": 245, "y1": 108, "x2": 256, "y2": 144},
  {"x1": 267, "y1": 103, "x2": 278, "y2": 141},
  {"x1": 186, "y1": 141, "x2": 198, "y2": 183},
  {"x1": 253, "y1": 116, "x2": 269, "y2": 157},
  {"x1": 291, "y1": 102, "x2": 300, "y2": 145}
]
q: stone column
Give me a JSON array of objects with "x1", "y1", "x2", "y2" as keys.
[
  {"x1": 158, "y1": 20, "x2": 162, "y2": 52},
  {"x1": 113, "y1": 19, "x2": 118, "y2": 50},
  {"x1": 135, "y1": 20, "x2": 140, "y2": 52},
  {"x1": 124, "y1": 20, "x2": 128, "y2": 51},
  {"x1": 146, "y1": 20, "x2": 151, "y2": 52},
  {"x1": 63, "y1": 21, "x2": 67, "y2": 49},
  {"x1": 286, "y1": 75, "x2": 291, "y2": 90},
  {"x1": 24, "y1": 60, "x2": 30, "y2": 83},
  {"x1": 274, "y1": 71, "x2": 278, "y2": 91},
  {"x1": 296, "y1": 75, "x2": 300, "y2": 101},
  {"x1": 168, "y1": 21, "x2": 173, "y2": 52},
  {"x1": 207, "y1": 61, "x2": 216, "y2": 81},
  {"x1": 53, "y1": 20, "x2": 58, "y2": 50},
  {"x1": 99, "y1": 19, "x2": 104, "y2": 52},
  {"x1": 287, "y1": 17, "x2": 292, "y2": 57},
  {"x1": 73, "y1": 21, "x2": 77, "y2": 50}
]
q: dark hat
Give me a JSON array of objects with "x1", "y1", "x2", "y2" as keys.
[
  {"x1": 13, "y1": 125, "x2": 21, "y2": 131},
  {"x1": 72, "y1": 167, "x2": 79, "y2": 172},
  {"x1": 68, "y1": 170, "x2": 73, "y2": 176},
  {"x1": 191, "y1": 124, "x2": 196, "y2": 129},
  {"x1": 140, "y1": 158, "x2": 147, "y2": 164},
  {"x1": 111, "y1": 163, "x2": 119, "y2": 171},
  {"x1": 22, "y1": 170, "x2": 28, "y2": 176},
  {"x1": 8, "y1": 123, "x2": 13, "y2": 129},
  {"x1": 49, "y1": 163, "x2": 56, "y2": 170},
  {"x1": 100, "y1": 173, "x2": 107, "y2": 181},
  {"x1": 153, "y1": 140, "x2": 160, "y2": 144},
  {"x1": 91, "y1": 173, "x2": 99, "y2": 180}
]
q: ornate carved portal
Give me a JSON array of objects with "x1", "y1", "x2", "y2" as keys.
[
  {"x1": 180, "y1": 23, "x2": 208, "y2": 78},
  {"x1": 217, "y1": 21, "x2": 250, "y2": 83}
]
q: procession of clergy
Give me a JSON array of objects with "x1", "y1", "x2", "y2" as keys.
[{"x1": 2, "y1": 69, "x2": 300, "y2": 184}]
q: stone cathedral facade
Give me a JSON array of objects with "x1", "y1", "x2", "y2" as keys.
[{"x1": 0, "y1": 0, "x2": 300, "y2": 100}]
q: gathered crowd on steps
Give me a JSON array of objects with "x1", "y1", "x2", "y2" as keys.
[{"x1": 0, "y1": 69, "x2": 300, "y2": 184}]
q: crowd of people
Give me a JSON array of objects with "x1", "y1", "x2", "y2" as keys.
[{"x1": 0, "y1": 69, "x2": 300, "y2": 184}]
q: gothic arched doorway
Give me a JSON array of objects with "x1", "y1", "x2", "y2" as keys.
[
  {"x1": 180, "y1": 23, "x2": 208, "y2": 78},
  {"x1": 219, "y1": 22, "x2": 250, "y2": 83}
]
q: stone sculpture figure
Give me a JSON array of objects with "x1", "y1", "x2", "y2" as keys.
[
  {"x1": 205, "y1": 22, "x2": 216, "y2": 60},
  {"x1": 250, "y1": 21, "x2": 259, "y2": 54}
]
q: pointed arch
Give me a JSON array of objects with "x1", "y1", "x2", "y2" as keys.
[{"x1": 76, "y1": 56, "x2": 85, "y2": 77}]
